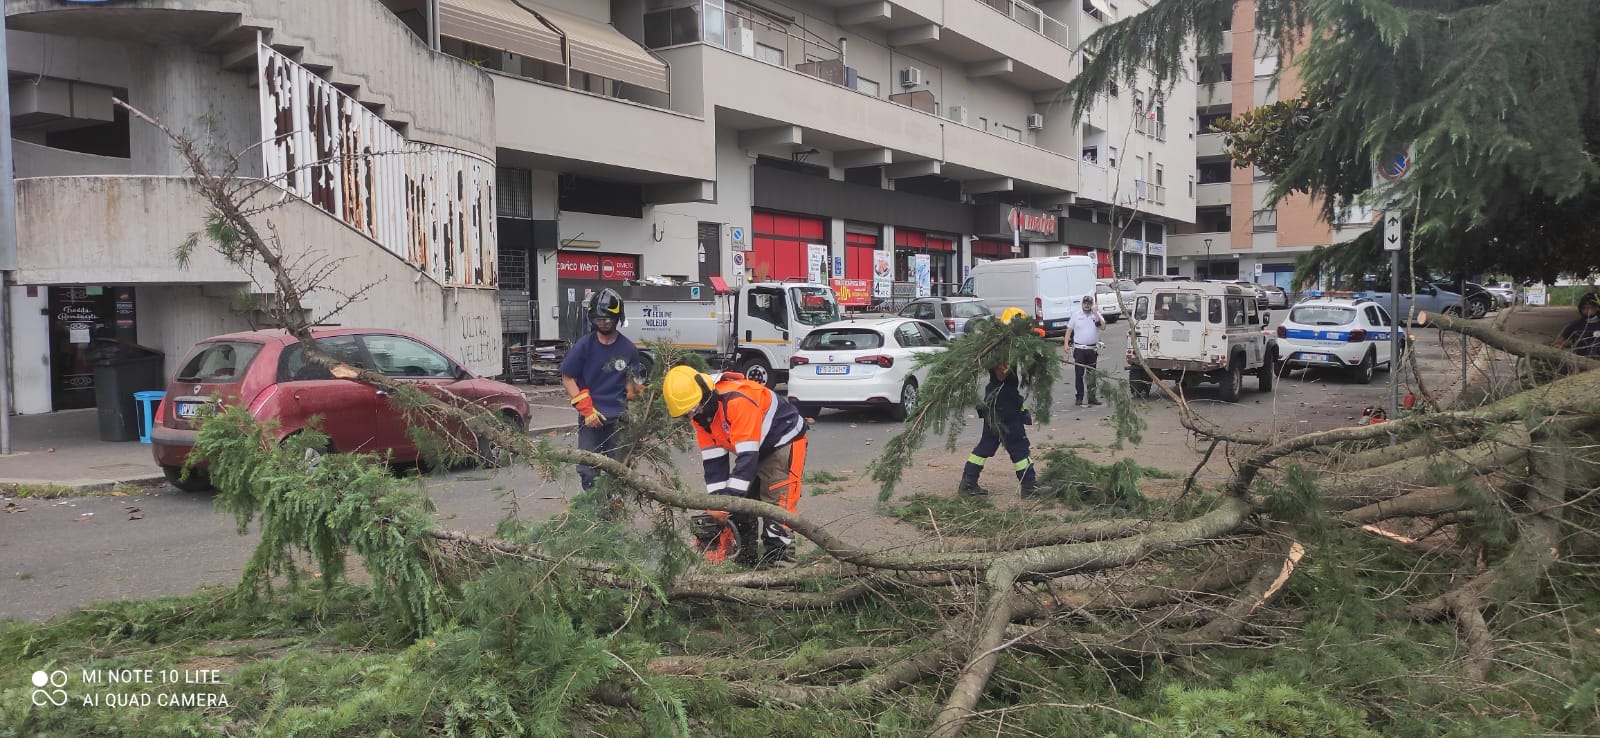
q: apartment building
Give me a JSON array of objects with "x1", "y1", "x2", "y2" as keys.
[
  {"x1": 438, "y1": 0, "x2": 1193, "y2": 342},
  {"x1": 1167, "y1": 0, "x2": 1371, "y2": 291},
  {"x1": 2, "y1": 0, "x2": 1192, "y2": 413}
]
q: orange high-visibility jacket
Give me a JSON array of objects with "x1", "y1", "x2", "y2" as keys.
[{"x1": 691, "y1": 374, "x2": 805, "y2": 496}]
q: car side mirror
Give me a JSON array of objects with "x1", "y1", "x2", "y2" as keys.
[{"x1": 454, "y1": 365, "x2": 471, "y2": 381}]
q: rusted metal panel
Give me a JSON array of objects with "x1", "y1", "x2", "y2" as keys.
[{"x1": 258, "y1": 43, "x2": 496, "y2": 288}]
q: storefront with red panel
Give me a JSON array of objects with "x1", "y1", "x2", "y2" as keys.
[
  {"x1": 1066, "y1": 246, "x2": 1115, "y2": 279},
  {"x1": 835, "y1": 223, "x2": 881, "y2": 307},
  {"x1": 971, "y1": 238, "x2": 1025, "y2": 263},
  {"x1": 893, "y1": 229, "x2": 958, "y2": 293},
  {"x1": 749, "y1": 211, "x2": 828, "y2": 282}
]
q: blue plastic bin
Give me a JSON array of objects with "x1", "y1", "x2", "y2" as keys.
[{"x1": 134, "y1": 390, "x2": 167, "y2": 444}]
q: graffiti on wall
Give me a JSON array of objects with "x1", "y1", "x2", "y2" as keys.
[{"x1": 258, "y1": 43, "x2": 496, "y2": 288}]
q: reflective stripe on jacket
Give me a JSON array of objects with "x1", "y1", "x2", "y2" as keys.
[{"x1": 693, "y1": 376, "x2": 805, "y2": 495}]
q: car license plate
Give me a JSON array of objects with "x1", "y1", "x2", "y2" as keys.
[
  {"x1": 815, "y1": 364, "x2": 850, "y2": 375},
  {"x1": 176, "y1": 402, "x2": 203, "y2": 419},
  {"x1": 1136, "y1": 337, "x2": 1149, "y2": 352}
]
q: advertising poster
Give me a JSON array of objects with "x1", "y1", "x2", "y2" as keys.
[
  {"x1": 807, "y1": 243, "x2": 829, "y2": 284},
  {"x1": 913, "y1": 254, "x2": 932, "y2": 298},
  {"x1": 829, "y1": 278, "x2": 871, "y2": 306},
  {"x1": 872, "y1": 251, "x2": 892, "y2": 298}
]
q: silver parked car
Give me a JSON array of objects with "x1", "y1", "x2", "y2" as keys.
[
  {"x1": 1367, "y1": 282, "x2": 1466, "y2": 321},
  {"x1": 1259, "y1": 284, "x2": 1289, "y2": 308},
  {"x1": 897, "y1": 296, "x2": 994, "y2": 338}
]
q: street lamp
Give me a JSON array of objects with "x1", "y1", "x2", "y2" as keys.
[{"x1": 1203, "y1": 237, "x2": 1213, "y2": 279}]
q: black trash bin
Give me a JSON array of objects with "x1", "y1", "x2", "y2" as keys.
[{"x1": 89, "y1": 340, "x2": 167, "y2": 442}]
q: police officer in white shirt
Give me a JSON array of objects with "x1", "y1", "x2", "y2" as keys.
[{"x1": 1064, "y1": 295, "x2": 1106, "y2": 407}]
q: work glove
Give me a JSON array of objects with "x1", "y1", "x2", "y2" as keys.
[
  {"x1": 1032, "y1": 327, "x2": 1046, "y2": 337},
  {"x1": 571, "y1": 390, "x2": 606, "y2": 427},
  {"x1": 626, "y1": 382, "x2": 639, "y2": 401}
]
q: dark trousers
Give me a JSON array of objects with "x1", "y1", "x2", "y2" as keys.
[
  {"x1": 577, "y1": 419, "x2": 623, "y2": 490},
  {"x1": 962, "y1": 415, "x2": 1036, "y2": 487},
  {"x1": 1072, "y1": 347, "x2": 1099, "y2": 403}
]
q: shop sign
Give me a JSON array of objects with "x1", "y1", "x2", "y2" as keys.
[
  {"x1": 975, "y1": 203, "x2": 1059, "y2": 242},
  {"x1": 600, "y1": 256, "x2": 637, "y2": 281},
  {"x1": 557, "y1": 253, "x2": 601, "y2": 279},
  {"x1": 1007, "y1": 207, "x2": 1058, "y2": 238},
  {"x1": 559, "y1": 252, "x2": 638, "y2": 281},
  {"x1": 830, "y1": 278, "x2": 872, "y2": 306}
]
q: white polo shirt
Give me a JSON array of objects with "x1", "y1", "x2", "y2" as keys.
[{"x1": 1066, "y1": 309, "x2": 1103, "y2": 347}]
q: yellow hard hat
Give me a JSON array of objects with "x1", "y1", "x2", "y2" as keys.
[
  {"x1": 999, "y1": 307, "x2": 1029, "y2": 325},
  {"x1": 664, "y1": 365, "x2": 715, "y2": 417}
]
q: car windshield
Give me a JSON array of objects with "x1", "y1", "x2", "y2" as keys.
[
  {"x1": 175, "y1": 341, "x2": 263, "y2": 383},
  {"x1": 951, "y1": 301, "x2": 990, "y2": 318},
  {"x1": 792, "y1": 287, "x2": 840, "y2": 326},
  {"x1": 799, "y1": 328, "x2": 885, "y2": 351},
  {"x1": 1289, "y1": 306, "x2": 1356, "y2": 326},
  {"x1": 1097, "y1": 285, "x2": 1114, "y2": 296}
]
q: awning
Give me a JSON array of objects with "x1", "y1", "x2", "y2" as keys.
[
  {"x1": 440, "y1": 0, "x2": 563, "y2": 66},
  {"x1": 525, "y1": 2, "x2": 670, "y2": 93},
  {"x1": 439, "y1": 0, "x2": 670, "y2": 94}
]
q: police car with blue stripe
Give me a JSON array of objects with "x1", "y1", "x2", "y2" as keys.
[{"x1": 1275, "y1": 297, "x2": 1407, "y2": 384}]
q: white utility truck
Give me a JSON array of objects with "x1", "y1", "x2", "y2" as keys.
[{"x1": 625, "y1": 281, "x2": 840, "y2": 387}]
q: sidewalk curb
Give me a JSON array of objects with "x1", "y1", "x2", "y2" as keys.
[
  {"x1": 0, "y1": 474, "x2": 167, "y2": 496},
  {"x1": 527, "y1": 423, "x2": 576, "y2": 436},
  {"x1": 0, "y1": 426, "x2": 580, "y2": 498}
]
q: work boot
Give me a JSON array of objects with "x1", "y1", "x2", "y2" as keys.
[
  {"x1": 731, "y1": 514, "x2": 760, "y2": 567},
  {"x1": 1019, "y1": 480, "x2": 1041, "y2": 499},
  {"x1": 957, "y1": 478, "x2": 991, "y2": 497},
  {"x1": 760, "y1": 539, "x2": 797, "y2": 567}
]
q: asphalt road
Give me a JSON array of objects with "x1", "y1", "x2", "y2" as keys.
[{"x1": 3, "y1": 308, "x2": 1464, "y2": 622}]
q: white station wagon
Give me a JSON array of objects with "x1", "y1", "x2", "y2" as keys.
[{"x1": 1275, "y1": 297, "x2": 1406, "y2": 384}]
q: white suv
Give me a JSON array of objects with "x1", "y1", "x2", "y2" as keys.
[
  {"x1": 1275, "y1": 298, "x2": 1406, "y2": 384},
  {"x1": 1127, "y1": 280, "x2": 1278, "y2": 401}
]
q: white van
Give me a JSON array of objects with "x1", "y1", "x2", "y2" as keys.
[{"x1": 967, "y1": 256, "x2": 1098, "y2": 336}]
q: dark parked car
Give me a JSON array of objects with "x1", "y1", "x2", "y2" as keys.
[
  {"x1": 898, "y1": 296, "x2": 994, "y2": 337},
  {"x1": 151, "y1": 328, "x2": 529, "y2": 491},
  {"x1": 1459, "y1": 282, "x2": 1497, "y2": 319}
]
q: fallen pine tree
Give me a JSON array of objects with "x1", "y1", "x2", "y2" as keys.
[{"x1": 7, "y1": 99, "x2": 1598, "y2": 738}]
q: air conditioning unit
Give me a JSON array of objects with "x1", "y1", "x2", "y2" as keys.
[
  {"x1": 946, "y1": 105, "x2": 968, "y2": 125},
  {"x1": 1026, "y1": 113, "x2": 1045, "y2": 130},
  {"x1": 900, "y1": 67, "x2": 924, "y2": 88}
]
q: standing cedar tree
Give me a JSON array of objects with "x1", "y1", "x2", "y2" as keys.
[{"x1": 1063, "y1": 0, "x2": 1600, "y2": 286}]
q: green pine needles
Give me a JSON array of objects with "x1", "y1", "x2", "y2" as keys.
[
  {"x1": 195, "y1": 409, "x2": 452, "y2": 634},
  {"x1": 869, "y1": 315, "x2": 1060, "y2": 499}
]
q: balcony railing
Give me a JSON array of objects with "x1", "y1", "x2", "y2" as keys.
[
  {"x1": 1134, "y1": 115, "x2": 1167, "y2": 141},
  {"x1": 1135, "y1": 180, "x2": 1167, "y2": 206},
  {"x1": 978, "y1": 0, "x2": 1073, "y2": 47}
]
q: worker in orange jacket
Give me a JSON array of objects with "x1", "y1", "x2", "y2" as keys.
[{"x1": 664, "y1": 365, "x2": 807, "y2": 567}]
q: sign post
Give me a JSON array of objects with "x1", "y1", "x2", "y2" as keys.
[{"x1": 1377, "y1": 149, "x2": 1412, "y2": 427}]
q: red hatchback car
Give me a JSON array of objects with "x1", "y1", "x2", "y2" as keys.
[{"x1": 151, "y1": 328, "x2": 529, "y2": 491}]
